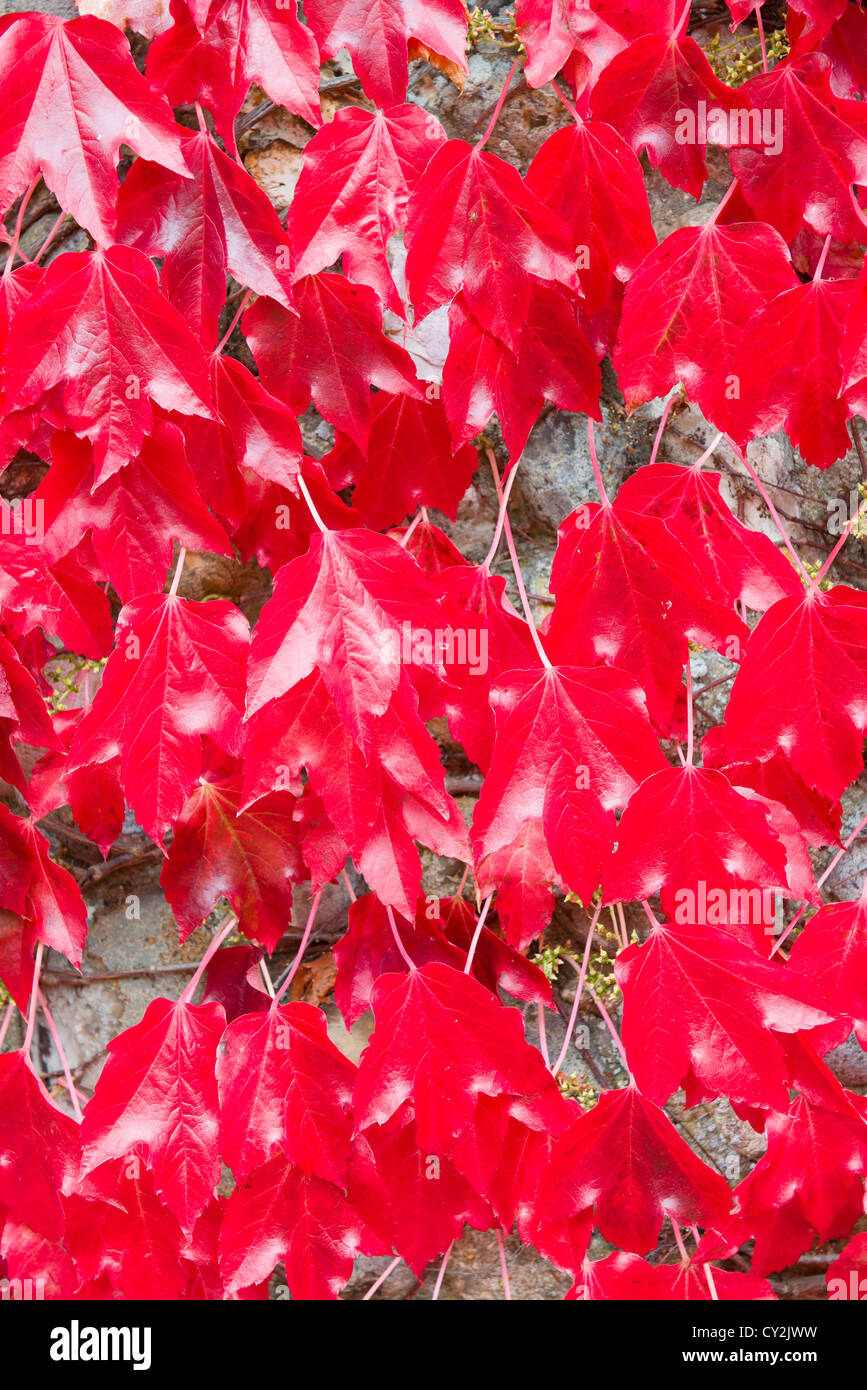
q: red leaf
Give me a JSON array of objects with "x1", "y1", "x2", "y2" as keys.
[
  {"x1": 591, "y1": 35, "x2": 742, "y2": 197},
  {"x1": 613, "y1": 222, "x2": 798, "y2": 426},
  {"x1": 701, "y1": 1095, "x2": 867, "y2": 1274},
  {"x1": 0, "y1": 1050, "x2": 80, "y2": 1240},
  {"x1": 287, "y1": 103, "x2": 444, "y2": 314},
  {"x1": 616, "y1": 919, "x2": 833, "y2": 1109},
  {"x1": 304, "y1": 0, "x2": 467, "y2": 108},
  {"x1": 3, "y1": 247, "x2": 213, "y2": 487},
  {"x1": 146, "y1": 0, "x2": 240, "y2": 147},
  {"x1": 712, "y1": 585, "x2": 867, "y2": 802},
  {"x1": 542, "y1": 1087, "x2": 733, "y2": 1254},
  {"x1": 724, "y1": 277, "x2": 855, "y2": 470},
  {"x1": 217, "y1": 1001, "x2": 356, "y2": 1184},
  {"x1": 473, "y1": 664, "x2": 665, "y2": 907},
  {"x1": 244, "y1": 274, "x2": 420, "y2": 451},
  {"x1": 353, "y1": 962, "x2": 564, "y2": 1151},
  {"x1": 69, "y1": 593, "x2": 249, "y2": 844},
  {"x1": 603, "y1": 764, "x2": 812, "y2": 927},
  {"x1": 525, "y1": 119, "x2": 655, "y2": 330},
  {"x1": 0, "y1": 806, "x2": 88, "y2": 966},
  {"x1": 349, "y1": 1112, "x2": 492, "y2": 1276},
  {"x1": 788, "y1": 889, "x2": 867, "y2": 1050},
  {"x1": 81, "y1": 997, "x2": 225, "y2": 1231},
  {"x1": 117, "y1": 127, "x2": 295, "y2": 344},
  {"x1": 162, "y1": 768, "x2": 304, "y2": 951},
  {"x1": 219, "y1": 1156, "x2": 379, "y2": 1298},
  {"x1": 0, "y1": 13, "x2": 189, "y2": 245},
  {"x1": 546, "y1": 499, "x2": 749, "y2": 733},
  {"x1": 405, "y1": 141, "x2": 580, "y2": 354},
  {"x1": 442, "y1": 285, "x2": 602, "y2": 459},
  {"x1": 0, "y1": 911, "x2": 36, "y2": 1013},
  {"x1": 201, "y1": 942, "x2": 269, "y2": 1024},
  {"x1": 731, "y1": 54, "x2": 867, "y2": 242},
  {"x1": 578, "y1": 1250, "x2": 775, "y2": 1300},
  {"x1": 36, "y1": 424, "x2": 231, "y2": 602},
  {"x1": 614, "y1": 463, "x2": 802, "y2": 612},
  {"x1": 345, "y1": 393, "x2": 479, "y2": 530},
  {"x1": 243, "y1": 671, "x2": 468, "y2": 919},
  {"x1": 246, "y1": 528, "x2": 441, "y2": 744},
  {"x1": 515, "y1": 0, "x2": 678, "y2": 89},
  {"x1": 187, "y1": 0, "x2": 321, "y2": 130}
]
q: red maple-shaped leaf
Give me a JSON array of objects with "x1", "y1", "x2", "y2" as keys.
[
  {"x1": 515, "y1": 0, "x2": 678, "y2": 89},
  {"x1": 473, "y1": 664, "x2": 666, "y2": 907},
  {"x1": 349, "y1": 1111, "x2": 493, "y2": 1276},
  {"x1": 333, "y1": 892, "x2": 552, "y2": 1027},
  {"x1": 616, "y1": 919, "x2": 833, "y2": 1109},
  {"x1": 184, "y1": 354, "x2": 302, "y2": 529},
  {"x1": 724, "y1": 277, "x2": 855, "y2": 470},
  {"x1": 201, "y1": 942, "x2": 269, "y2": 1025},
  {"x1": 35, "y1": 425, "x2": 231, "y2": 602},
  {"x1": 2, "y1": 246, "x2": 213, "y2": 487},
  {"x1": 243, "y1": 670, "x2": 467, "y2": 919},
  {"x1": 404, "y1": 140, "x2": 580, "y2": 353},
  {"x1": 81, "y1": 997, "x2": 225, "y2": 1232},
  {"x1": 0, "y1": 538, "x2": 115, "y2": 664},
  {"x1": 217, "y1": 1001, "x2": 356, "y2": 1184},
  {"x1": 69, "y1": 594, "x2": 249, "y2": 843},
  {"x1": 184, "y1": 0, "x2": 321, "y2": 131},
  {"x1": 603, "y1": 764, "x2": 813, "y2": 924},
  {"x1": 615, "y1": 463, "x2": 802, "y2": 612},
  {"x1": 287, "y1": 104, "x2": 444, "y2": 314},
  {"x1": 788, "y1": 887, "x2": 867, "y2": 1050},
  {"x1": 0, "y1": 1050, "x2": 80, "y2": 1240},
  {"x1": 304, "y1": 0, "x2": 467, "y2": 108},
  {"x1": 524, "y1": 119, "x2": 655, "y2": 330},
  {"x1": 162, "y1": 767, "x2": 303, "y2": 951},
  {"x1": 29, "y1": 722, "x2": 125, "y2": 862},
  {"x1": 246, "y1": 528, "x2": 440, "y2": 744},
  {"x1": 340, "y1": 393, "x2": 478, "y2": 530},
  {"x1": 701, "y1": 1095, "x2": 867, "y2": 1274},
  {"x1": 442, "y1": 285, "x2": 602, "y2": 459},
  {"x1": 700, "y1": 748, "x2": 842, "y2": 849},
  {"x1": 731, "y1": 54, "x2": 867, "y2": 242},
  {"x1": 590, "y1": 35, "x2": 742, "y2": 196},
  {"x1": 613, "y1": 221, "x2": 798, "y2": 426},
  {"x1": 0, "y1": 806, "x2": 89, "y2": 967},
  {"x1": 541, "y1": 1087, "x2": 733, "y2": 1254},
  {"x1": 354, "y1": 962, "x2": 564, "y2": 1152},
  {"x1": 219, "y1": 1156, "x2": 382, "y2": 1298},
  {"x1": 117, "y1": 126, "x2": 295, "y2": 344},
  {"x1": 244, "y1": 274, "x2": 420, "y2": 451},
  {"x1": 145, "y1": 0, "x2": 241, "y2": 147},
  {"x1": 712, "y1": 585, "x2": 867, "y2": 802},
  {"x1": 476, "y1": 819, "x2": 564, "y2": 950},
  {"x1": 0, "y1": 13, "x2": 189, "y2": 245},
  {"x1": 546, "y1": 499, "x2": 748, "y2": 733}
]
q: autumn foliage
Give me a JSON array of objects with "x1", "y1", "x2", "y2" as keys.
[{"x1": 2, "y1": 0, "x2": 867, "y2": 1303}]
